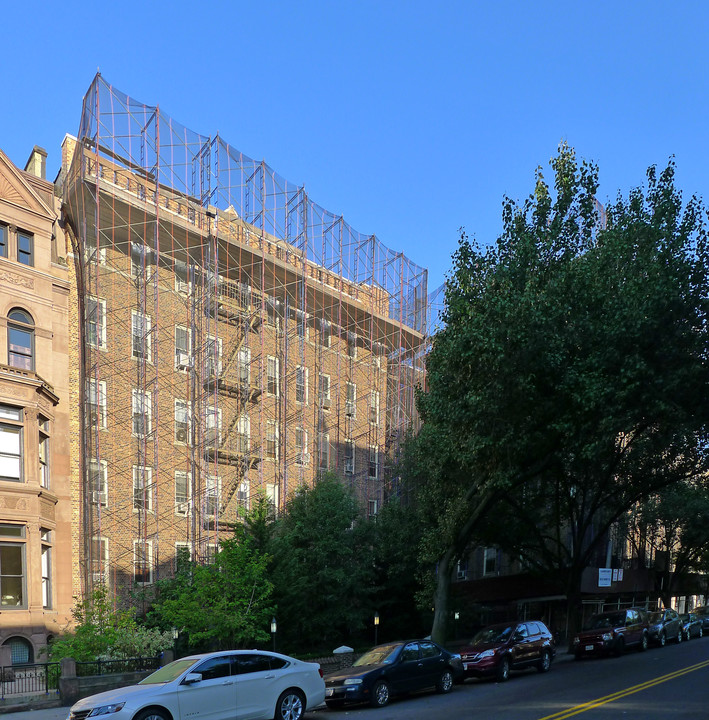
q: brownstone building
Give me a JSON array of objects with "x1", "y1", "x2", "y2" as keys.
[
  {"x1": 0, "y1": 147, "x2": 73, "y2": 661},
  {"x1": 60, "y1": 75, "x2": 430, "y2": 603}
]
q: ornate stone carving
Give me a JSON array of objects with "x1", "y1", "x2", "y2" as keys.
[{"x1": 0, "y1": 269, "x2": 34, "y2": 289}]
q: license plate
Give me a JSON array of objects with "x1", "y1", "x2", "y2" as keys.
[
  {"x1": 325, "y1": 688, "x2": 334, "y2": 697},
  {"x1": 585, "y1": 645, "x2": 594, "y2": 651},
  {"x1": 464, "y1": 663, "x2": 470, "y2": 670}
]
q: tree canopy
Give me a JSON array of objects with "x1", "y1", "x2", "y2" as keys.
[{"x1": 408, "y1": 144, "x2": 709, "y2": 642}]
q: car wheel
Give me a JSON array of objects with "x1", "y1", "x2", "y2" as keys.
[
  {"x1": 496, "y1": 656, "x2": 510, "y2": 682},
  {"x1": 659, "y1": 631, "x2": 666, "y2": 647},
  {"x1": 274, "y1": 689, "x2": 305, "y2": 720},
  {"x1": 677, "y1": 629, "x2": 683, "y2": 643},
  {"x1": 639, "y1": 633, "x2": 648, "y2": 652},
  {"x1": 436, "y1": 669, "x2": 454, "y2": 693},
  {"x1": 325, "y1": 699, "x2": 345, "y2": 710},
  {"x1": 370, "y1": 680, "x2": 390, "y2": 708},
  {"x1": 536, "y1": 650, "x2": 551, "y2": 673},
  {"x1": 699, "y1": 627, "x2": 703, "y2": 638},
  {"x1": 133, "y1": 710, "x2": 170, "y2": 720}
]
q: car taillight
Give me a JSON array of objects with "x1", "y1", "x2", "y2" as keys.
[{"x1": 318, "y1": 668, "x2": 324, "y2": 678}]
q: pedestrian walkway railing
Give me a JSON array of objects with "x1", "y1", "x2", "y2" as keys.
[
  {"x1": 0, "y1": 662, "x2": 61, "y2": 699},
  {"x1": 75, "y1": 657, "x2": 160, "y2": 677}
]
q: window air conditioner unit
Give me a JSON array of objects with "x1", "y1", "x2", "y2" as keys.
[
  {"x1": 89, "y1": 411, "x2": 99, "y2": 426},
  {"x1": 176, "y1": 428, "x2": 188, "y2": 444},
  {"x1": 176, "y1": 501, "x2": 189, "y2": 515},
  {"x1": 457, "y1": 570, "x2": 468, "y2": 580},
  {"x1": 322, "y1": 397, "x2": 331, "y2": 410},
  {"x1": 344, "y1": 460, "x2": 354, "y2": 475},
  {"x1": 91, "y1": 491, "x2": 106, "y2": 506},
  {"x1": 345, "y1": 402, "x2": 355, "y2": 417},
  {"x1": 296, "y1": 452, "x2": 310, "y2": 465},
  {"x1": 176, "y1": 352, "x2": 191, "y2": 370}
]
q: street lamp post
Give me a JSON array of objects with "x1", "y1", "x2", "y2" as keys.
[
  {"x1": 271, "y1": 617, "x2": 277, "y2": 652},
  {"x1": 374, "y1": 612, "x2": 380, "y2": 646}
]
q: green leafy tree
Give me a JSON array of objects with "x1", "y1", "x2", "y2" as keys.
[
  {"x1": 48, "y1": 585, "x2": 173, "y2": 661},
  {"x1": 408, "y1": 145, "x2": 709, "y2": 643},
  {"x1": 148, "y1": 531, "x2": 273, "y2": 652},
  {"x1": 269, "y1": 473, "x2": 375, "y2": 652}
]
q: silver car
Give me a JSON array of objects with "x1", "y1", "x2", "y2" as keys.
[{"x1": 67, "y1": 650, "x2": 325, "y2": 720}]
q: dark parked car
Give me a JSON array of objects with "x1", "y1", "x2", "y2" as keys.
[
  {"x1": 692, "y1": 606, "x2": 709, "y2": 630},
  {"x1": 573, "y1": 608, "x2": 649, "y2": 659},
  {"x1": 647, "y1": 608, "x2": 682, "y2": 646},
  {"x1": 458, "y1": 620, "x2": 556, "y2": 682},
  {"x1": 323, "y1": 640, "x2": 463, "y2": 709},
  {"x1": 679, "y1": 612, "x2": 704, "y2": 640}
]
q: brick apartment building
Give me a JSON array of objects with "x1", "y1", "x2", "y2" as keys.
[
  {"x1": 60, "y1": 76, "x2": 430, "y2": 604},
  {"x1": 0, "y1": 147, "x2": 74, "y2": 662}
]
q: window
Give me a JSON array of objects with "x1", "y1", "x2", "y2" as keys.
[
  {"x1": 175, "y1": 471, "x2": 190, "y2": 515},
  {"x1": 7, "y1": 309, "x2": 34, "y2": 370},
  {"x1": 236, "y1": 414, "x2": 250, "y2": 453},
  {"x1": 346, "y1": 382, "x2": 356, "y2": 417},
  {"x1": 267, "y1": 356, "x2": 279, "y2": 396},
  {"x1": 368, "y1": 499, "x2": 379, "y2": 518},
  {"x1": 0, "y1": 224, "x2": 7, "y2": 257},
  {"x1": 175, "y1": 260, "x2": 191, "y2": 294},
  {"x1": 296, "y1": 366, "x2": 308, "y2": 404},
  {"x1": 296, "y1": 310, "x2": 307, "y2": 339},
  {"x1": 318, "y1": 432, "x2": 330, "y2": 470},
  {"x1": 0, "y1": 409, "x2": 22, "y2": 483},
  {"x1": 368, "y1": 446, "x2": 379, "y2": 480},
  {"x1": 206, "y1": 406, "x2": 221, "y2": 447},
  {"x1": 344, "y1": 439, "x2": 355, "y2": 474},
  {"x1": 132, "y1": 389, "x2": 152, "y2": 437},
  {"x1": 175, "y1": 400, "x2": 190, "y2": 444},
  {"x1": 205, "y1": 476, "x2": 220, "y2": 516},
  {"x1": 205, "y1": 335, "x2": 222, "y2": 377},
  {"x1": 238, "y1": 347, "x2": 250, "y2": 384},
  {"x1": 133, "y1": 540, "x2": 153, "y2": 584},
  {"x1": 174, "y1": 541, "x2": 192, "y2": 570},
  {"x1": 38, "y1": 420, "x2": 49, "y2": 488},
  {"x1": 369, "y1": 390, "x2": 380, "y2": 425},
  {"x1": 130, "y1": 242, "x2": 152, "y2": 278},
  {"x1": 237, "y1": 480, "x2": 249, "y2": 508},
  {"x1": 5, "y1": 637, "x2": 32, "y2": 664},
  {"x1": 175, "y1": 326, "x2": 191, "y2": 371},
  {"x1": 17, "y1": 231, "x2": 33, "y2": 266},
  {"x1": 266, "y1": 421, "x2": 278, "y2": 460},
  {"x1": 131, "y1": 311, "x2": 152, "y2": 362},
  {"x1": 266, "y1": 482, "x2": 279, "y2": 511},
  {"x1": 319, "y1": 373, "x2": 331, "y2": 409},
  {"x1": 295, "y1": 428, "x2": 308, "y2": 465},
  {"x1": 320, "y1": 320, "x2": 331, "y2": 347},
  {"x1": 84, "y1": 233, "x2": 106, "y2": 265},
  {"x1": 194, "y1": 655, "x2": 232, "y2": 680},
  {"x1": 266, "y1": 297, "x2": 280, "y2": 327},
  {"x1": 133, "y1": 466, "x2": 153, "y2": 512},
  {"x1": 347, "y1": 333, "x2": 357, "y2": 358},
  {"x1": 91, "y1": 536, "x2": 108, "y2": 584},
  {"x1": 86, "y1": 379, "x2": 107, "y2": 428},
  {"x1": 483, "y1": 547, "x2": 498, "y2": 576},
  {"x1": 0, "y1": 524, "x2": 25, "y2": 608},
  {"x1": 86, "y1": 297, "x2": 106, "y2": 349},
  {"x1": 88, "y1": 459, "x2": 108, "y2": 505},
  {"x1": 41, "y1": 529, "x2": 52, "y2": 608},
  {"x1": 456, "y1": 559, "x2": 468, "y2": 580}
]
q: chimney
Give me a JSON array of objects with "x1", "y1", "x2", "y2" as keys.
[{"x1": 24, "y1": 145, "x2": 48, "y2": 180}]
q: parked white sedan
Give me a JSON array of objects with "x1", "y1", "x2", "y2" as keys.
[{"x1": 67, "y1": 650, "x2": 325, "y2": 720}]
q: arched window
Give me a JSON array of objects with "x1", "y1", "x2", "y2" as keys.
[
  {"x1": 7, "y1": 309, "x2": 34, "y2": 371},
  {"x1": 4, "y1": 636, "x2": 33, "y2": 664}
]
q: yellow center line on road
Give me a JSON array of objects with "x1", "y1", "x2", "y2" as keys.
[{"x1": 536, "y1": 658, "x2": 709, "y2": 720}]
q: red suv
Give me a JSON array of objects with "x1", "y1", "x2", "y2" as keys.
[
  {"x1": 573, "y1": 608, "x2": 649, "y2": 659},
  {"x1": 459, "y1": 620, "x2": 555, "y2": 682}
]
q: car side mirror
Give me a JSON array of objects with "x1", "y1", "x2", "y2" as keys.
[{"x1": 182, "y1": 673, "x2": 202, "y2": 685}]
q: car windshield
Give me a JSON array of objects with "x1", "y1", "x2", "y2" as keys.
[
  {"x1": 471, "y1": 625, "x2": 514, "y2": 644},
  {"x1": 648, "y1": 612, "x2": 663, "y2": 623},
  {"x1": 679, "y1": 614, "x2": 691, "y2": 621},
  {"x1": 139, "y1": 658, "x2": 198, "y2": 684},
  {"x1": 353, "y1": 644, "x2": 402, "y2": 666},
  {"x1": 694, "y1": 607, "x2": 708, "y2": 616},
  {"x1": 584, "y1": 613, "x2": 624, "y2": 631}
]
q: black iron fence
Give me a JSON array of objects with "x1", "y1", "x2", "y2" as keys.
[
  {"x1": 75, "y1": 657, "x2": 161, "y2": 677},
  {"x1": 0, "y1": 662, "x2": 61, "y2": 700}
]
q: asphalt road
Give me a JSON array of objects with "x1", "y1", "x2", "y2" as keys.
[{"x1": 310, "y1": 637, "x2": 709, "y2": 720}]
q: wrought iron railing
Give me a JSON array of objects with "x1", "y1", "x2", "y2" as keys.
[
  {"x1": 75, "y1": 657, "x2": 160, "y2": 677},
  {"x1": 0, "y1": 662, "x2": 61, "y2": 699}
]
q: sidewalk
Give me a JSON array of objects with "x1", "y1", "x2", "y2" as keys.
[{"x1": 0, "y1": 708, "x2": 69, "y2": 720}]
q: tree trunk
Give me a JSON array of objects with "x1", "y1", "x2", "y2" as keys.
[{"x1": 431, "y1": 549, "x2": 453, "y2": 645}]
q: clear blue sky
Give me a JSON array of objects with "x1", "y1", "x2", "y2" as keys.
[{"x1": 2, "y1": 1, "x2": 707, "y2": 291}]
